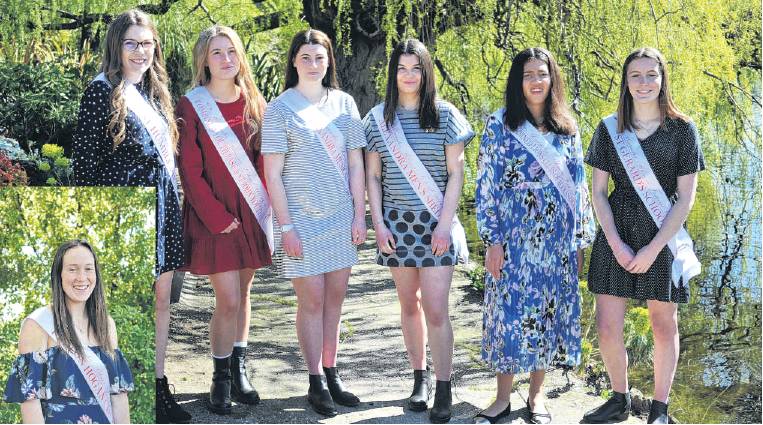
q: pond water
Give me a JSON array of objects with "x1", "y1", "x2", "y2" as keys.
[{"x1": 459, "y1": 105, "x2": 761, "y2": 423}]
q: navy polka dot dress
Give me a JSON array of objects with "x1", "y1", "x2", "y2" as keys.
[
  {"x1": 71, "y1": 79, "x2": 185, "y2": 276},
  {"x1": 584, "y1": 117, "x2": 705, "y2": 303}
]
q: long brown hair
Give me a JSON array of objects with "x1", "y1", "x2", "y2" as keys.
[
  {"x1": 283, "y1": 29, "x2": 339, "y2": 90},
  {"x1": 382, "y1": 39, "x2": 439, "y2": 130},
  {"x1": 191, "y1": 25, "x2": 266, "y2": 149},
  {"x1": 50, "y1": 240, "x2": 113, "y2": 359},
  {"x1": 100, "y1": 9, "x2": 178, "y2": 151},
  {"x1": 616, "y1": 47, "x2": 689, "y2": 132},
  {"x1": 503, "y1": 47, "x2": 576, "y2": 135}
]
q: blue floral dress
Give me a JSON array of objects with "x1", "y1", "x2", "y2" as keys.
[
  {"x1": 3, "y1": 347, "x2": 134, "y2": 424},
  {"x1": 475, "y1": 110, "x2": 595, "y2": 374}
]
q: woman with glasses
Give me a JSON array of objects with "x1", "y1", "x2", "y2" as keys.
[{"x1": 71, "y1": 9, "x2": 189, "y2": 424}]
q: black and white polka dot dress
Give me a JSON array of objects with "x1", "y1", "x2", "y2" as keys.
[
  {"x1": 71, "y1": 79, "x2": 185, "y2": 276},
  {"x1": 363, "y1": 100, "x2": 475, "y2": 267},
  {"x1": 584, "y1": 117, "x2": 705, "y2": 303}
]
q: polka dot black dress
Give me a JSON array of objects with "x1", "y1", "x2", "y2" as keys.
[
  {"x1": 584, "y1": 117, "x2": 705, "y2": 303},
  {"x1": 72, "y1": 79, "x2": 184, "y2": 276}
]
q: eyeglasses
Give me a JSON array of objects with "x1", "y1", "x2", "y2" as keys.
[{"x1": 122, "y1": 39, "x2": 157, "y2": 51}]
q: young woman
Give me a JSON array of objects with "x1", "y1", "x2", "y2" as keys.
[
  {"x1": 261, "y1": 29, "x2": 366, "y2": 417},
  {"x1": 176, "y1": 25, "x2": 272, "y2": 415},
  {"x1": 474, "y1": 47, "x2": 594, "y2": 425},
  {"x1": 3, "y1": 240, "x2": 134, "y2": 424},
  {"x1": 582, "y1": 47, "x2": 704, "y2": 424},
  {"x1": 364, "y1": 39, "x2": 474, "y2": 424},
  {"x1": 70, "y1": 10, "x2": 189, "y2": 423}
]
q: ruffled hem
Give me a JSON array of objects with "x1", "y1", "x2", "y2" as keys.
[{"x1": 182, "y1": 232, "x2": 272, "y2": 275}]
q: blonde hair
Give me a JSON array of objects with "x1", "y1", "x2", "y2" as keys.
[
  {"x1": 191, "y1": 25, "x2": 266, "y2": 148},
  {"x1": 100, "y1": 9, "x2": 178, "y2": 151}
]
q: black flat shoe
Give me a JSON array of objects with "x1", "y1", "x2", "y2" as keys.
[
  {"x1": 473, "y1": 403, "x2": 511, "y2": 424},
  {"x1": 582, "y1": 391, "x2": 631, "y2": 423},
  {"x1": 526, "y1": 400, "x2": 551, "y2": 424}
]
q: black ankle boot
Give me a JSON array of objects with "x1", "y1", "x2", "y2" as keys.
[
  {"x1": 156, "y1": 376, "x2": 192, "y2": 424},
  {"x1": 231, "y1": 346, "x2": 260, "y2": 405},
  {"x1": 208, "y1": 356, "x2": 232, "y2": 415},
  {"x1": 408, "y1": 369, "x2": 431, "y2": 411},
  {"x1": 307, "y1": 374, "x2": 337, "y2": 417},
  {"x1": 647, "y1": 400, "x2": 669, "y2": 424},
  {"x1": 428, "y1": 379, "x2": 452, "y2": 423},
  {"x1": 582, "y1": 391, "x2": 630, "y2": 423},
  {"x1": 323, "y1": 366, "x2": 360, "y2": 407}
]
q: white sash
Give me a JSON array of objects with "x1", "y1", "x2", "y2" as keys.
[
  {"x1": 510, "y1": 119, "x2": 577, "y2": 215},
  {"x1": 279, "y1": 88, "x2": 349, "y2": 189},
  {"x1": 94, "y1": 73, "x2": 178, "y2": 191},
  {"x1": 370, "y1": 103, "x2": 469, "y2": 264},
  {"x1": 185, "y1": 86, "x2": 275, "y2": 253},
  {"x1": 603, "y1": 114, "x2": 701, "y2": 289},
  {"x1": 24, "y1": 306, "x2": 114, "y2": 423}
]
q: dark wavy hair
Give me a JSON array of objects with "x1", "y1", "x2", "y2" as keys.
[
  {"x1": 283, "y1": 29, "x2": 339, "y2": 90},
  {"x1": 503, "y1": 47, "x2": 576, "y2": 135},
  {"x1": 616, "y1": 47, "x2": 689, "y2": 132},
  {"x1": 382, "y1": 39, "x2": 439, "y2": 130},
  {"x1": 50, "y1": 240, "x2": 113, "y2": 359}
]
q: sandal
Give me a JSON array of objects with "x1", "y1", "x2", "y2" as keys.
[{"x1": 473, "y1": 403, "x2": 511, "y2": 424}]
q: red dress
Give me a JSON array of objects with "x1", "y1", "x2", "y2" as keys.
[{"x1": 177, "y1": 93, "x2": 272, "y2": 274}]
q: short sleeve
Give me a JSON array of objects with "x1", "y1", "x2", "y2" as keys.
[
  {"x1": 362, "y1": 112, "x2": 382, "y2": 153},
  {"x1": 3, "y1": 352, "x2": 53, "y2": 403},
  {"x1": 676, "y1": 120, "x2": 705, "y2": 176},
  {"x1": 584, "y1": 121, "x2": 613, "y2": 173},
  {"x1": 261, "y1": 102, "x2": 288, "y2": 154},
  {"x1": 103, "y1": 349, "x2": 134, "y2": 394},
  {"x1": 343, "y1": 94, "x2": 367, "y2": 150},
  {"x1": 444, "y1": 102, "x2": 475, "y2": 147},
  {"x1": 72, "y1": 80, "x2": 113, "y2": 185}
]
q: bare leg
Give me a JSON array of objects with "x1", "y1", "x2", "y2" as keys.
[
  {"x1": 155, "y1": 271, "x2": 174, "y2": 377},
  {"x1": 480, "y1": 373, "x2": 513, "y2": 416},
  {"x1": 321, "y1": 268, "x2": 351, "y2": 368},
  {"x1": 390, "y1": 267, "x2": 427, "y2": 370},
  {"x1": 292, "y1": 274, "x2": 326, "y2": 374},
  {"x1": 528, "y1": 369, "x2": 548, "y2": 414},
  {"x1": 595, "y1": 294, "x2": 629, "y2": 393},
  {"x1": 647, "y1": 300, "x2": 679, "y2": 403},
  {"x1": 419, "y1": 266, "x2": 454, "y2": 381},
  {"x1": 235, "y1": 268, "x2": 256, "y2": 343},
  {"x1": 209, "y1": 271, "x2": 242, "y2": 356}
]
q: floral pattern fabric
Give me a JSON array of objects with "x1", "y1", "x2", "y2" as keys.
[
  {"x1": 475, "y1": 110, "x2": 595, "y2": 374},
  {"x1": 3, "y1": 347, "x2": 133, "y2": 424}
]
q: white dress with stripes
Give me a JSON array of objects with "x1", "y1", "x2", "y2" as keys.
[{"x1": 261, "y1": 88, "x2": 366, "y2": 278}]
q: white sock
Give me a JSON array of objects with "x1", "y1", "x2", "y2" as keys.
[
  {"x1": 211, "y1": 352, "x2": 231, "y2": 359},
  {"x1": 233, "y1": 341, "x2": 248, "y2": 348}
]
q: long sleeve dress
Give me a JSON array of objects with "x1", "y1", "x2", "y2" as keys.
[
  {"x1": 71, "y1": 79, "x2": 184, "y2": 276},
  {"x1": 260, "y1": 88, "x2": 366, "y2": 279},
  {"x1": 176, "y1": 93, "x2": 272, "y2": 275},
  {"x1": 584, "y1": 117, "x2": 705, "y2": 303},
  {"x1": 475, "y1": 110, "x2": 595, "y2": 374}
]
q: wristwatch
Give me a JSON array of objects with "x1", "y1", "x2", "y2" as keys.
[{"x1": 280, "y1": 224, "x2": 295, "y2": 233}]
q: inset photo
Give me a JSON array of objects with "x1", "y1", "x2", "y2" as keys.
[{"x1": 0, "y1": 187, "x2": 155, "y2": 424}]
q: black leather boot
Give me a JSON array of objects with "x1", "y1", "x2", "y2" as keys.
[
  {"x1": 647, "y1": 399, "x2": 669, "y2": 424},
  {"x1": 307, "y1": 374, "x2": 337, "y2": 417},
  {"x1": 208, "y1": 356, "x2": 232, "y2": 415},
  {"x1": 156, "y1": 376, "x2": 192, "y2": 424},
  {"x1": 323, "y1": 366, "x2": 360, "y2": 407},
  {"x1": 407, "y1": 369, "x2": 431, "y2": 411},
  {"x1": 428, "y1": 379, "x2": 452, "y2": 423},
  {"x1": 231, "y1": 346, "x2": 260, "y2": 405},
  {"x1": 582, "y1": 391, "x2": 630, "y2": 423}
]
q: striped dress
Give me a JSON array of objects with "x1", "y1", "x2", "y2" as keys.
[
  {"x1": 261, "y1": 88, "x2": 366, "y2": 278},
  {"x1": 363, "y1": 100, "x2": 474, "y2": 267}
]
